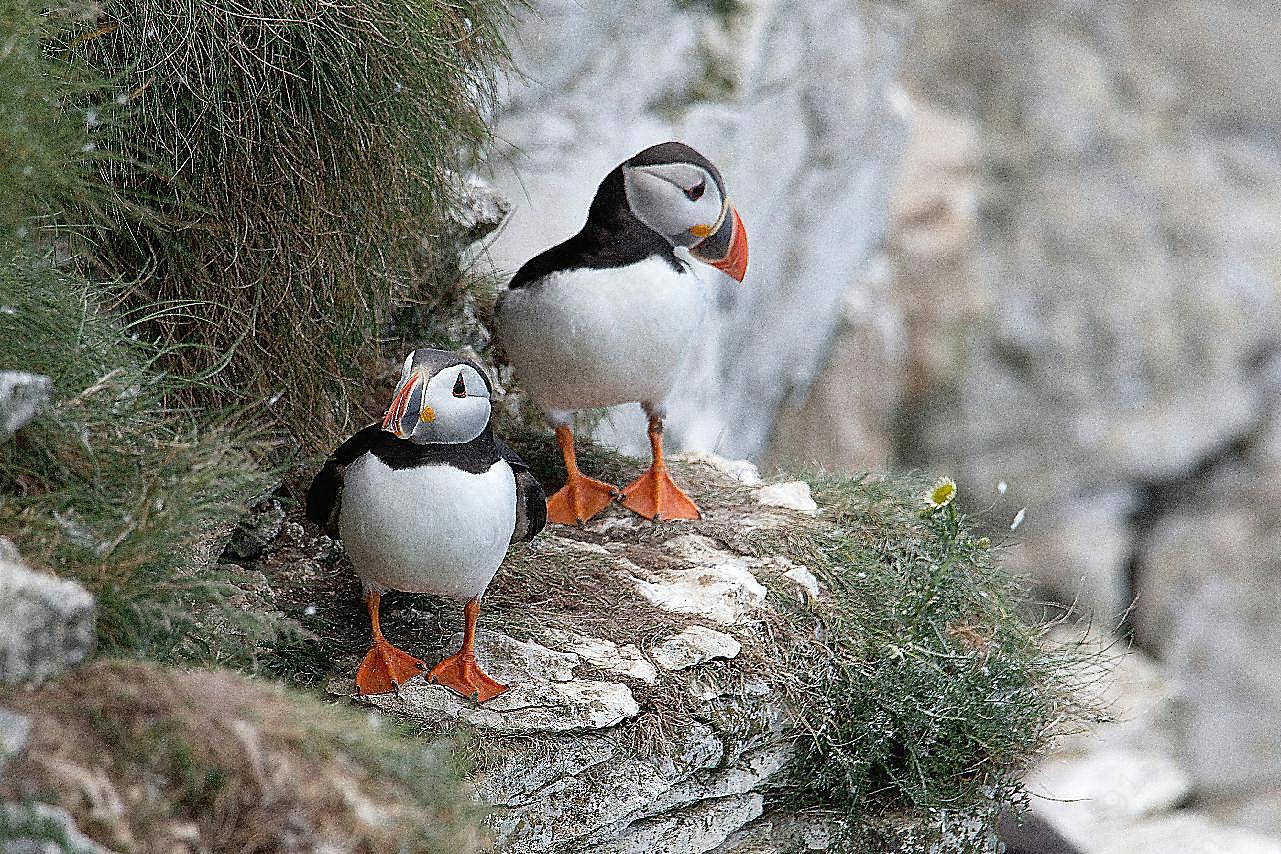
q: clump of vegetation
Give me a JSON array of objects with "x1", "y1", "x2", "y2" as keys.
[
  {"x1": 0, "y1": 0, "x2": 294, "y2": 663},
  {"x1": 75, "y1": 0, "x2": 513, "y2": 445},
  {"x1": 0, "y1": 0, "x2": 113, "y2": 238},
  {"x1": 754, "y1": 473, "x2": 1084, "y2": 849},
  {"x1": 0, "y1": 262, "x2": 297, "y2": 663},
  {"x1": 0, "y1": 659, "x2": 484, "y2": 852}
]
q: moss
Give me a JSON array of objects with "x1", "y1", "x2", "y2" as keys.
[{"x1": 0, "y1": 659, "x2": 486, "y2": 852}]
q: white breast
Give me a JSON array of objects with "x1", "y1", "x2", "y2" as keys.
[
  {"x1": 496, "y1": 256, "x2": 708, "y2": 413},
  {"x1": 338, "y1": 454, "x2": 516, "y2": 600}
]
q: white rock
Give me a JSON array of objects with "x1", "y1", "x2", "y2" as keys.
[
  {"x1": 1025, "y1": 746, "x2": 1194, "y2": 832},
  {"x1": 1093, "y1": 813, "x2": 1281, "y2": 854},
  {"x1": 675, "y1": 451, "x2": 764, "y2": 487},
  {"x1": 630, "y1": 535, "x2": 767, "y2": 625},
  {"x1": 651, "y1": 625, "x2": 741, "y2": 671},
  {"x1": 0, "y1": 372, "x2": 52, "y2": 438},
  {"x1": 612, "y1": 792, "x2": 765, "y2": 854},
  {"x1": 543, "y1": 630, "x2": 657, "y2": 684},
  {"x1": 753, "y1": 482, "x2": 819, "y2": 514},
  {"x1": 350, "y1": 630, "x2": 640, "y2": 734},
  {"x1": 777, "y1": 559, "x2": 821, "y2": 599},
  {"x1": 0, "y1": 707, "x2": 30, "y2": 781},
  {"x1": 0, "y1": 540, "x2": 96, "y2": 685}
]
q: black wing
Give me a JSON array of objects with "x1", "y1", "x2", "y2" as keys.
[
  {"x1": 305, "y1": 423, "x2": 383, "y2": 539},
  {"x1": 496, "y1": 438, "x2": 546, "y2": 543}
]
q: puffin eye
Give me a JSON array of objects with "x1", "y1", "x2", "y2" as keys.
[
  {"x1": 452, "y1": 372, "x2": 467, "y2": 398},
  {"x1": 684, "y1": 180, "x2": 705, "y2": 202}
]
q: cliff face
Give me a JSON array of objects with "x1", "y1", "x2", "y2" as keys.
[
  {"x1": 479, "y1": 0, "x2": 912, "y2": 460},
  {"x1": 769, "y1": 0, "x2": 1281, "y2": 842}
]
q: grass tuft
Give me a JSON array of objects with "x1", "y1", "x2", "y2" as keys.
[
  {"x1": 0, "y1": 659, "x2": 486, "y2": 852},
  {"x1": 752, "y1": 473, "x2": 1087, "y2": 849},
  {"x1": 0, "y1": 254, "x2": 298, "y2": 665},
  {"x1": 71, "y1": 0, "x2": 514, "y2": 446}
]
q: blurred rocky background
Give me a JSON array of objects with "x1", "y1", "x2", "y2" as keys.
[{"x1": 481, "y1": 0, "x2": 1281, "y2": 850}]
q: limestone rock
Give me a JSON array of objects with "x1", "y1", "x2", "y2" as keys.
[
  {"x1": 675, "y1": 452, "x2": 764, "y2": 487},
  {"x1": 630, "y1": 535, "x2": 767, "y2": 625},
  {"x1": 0, "y1": 371, "x2": 51, "y2": 439},
  {"x1": 451, "y1": 173, "x2": 512, "y2": 247},
  {"x1": 651, "y1": 625, "x2": 741, "y2": 672},
  {"x1": 610, "y1": 792, "x2": 764, "y2": 854},
  {"x1": 0, "y1": 539, "x2": 95, "y2": 685},
  {"x1": 345, "y1": 630, "x2": 639, "y2": 735},
  {"x1": 1132, "y1": 495, "x2": 1281, "y2": 825},
  {"x1": 1093, "y1": 814, "x2": 1281, "y2": 854},
  {"x1": 1025, "y1": 747, "x2": 1193, "y2": 830},
  {"x1": 0, "y1": 707, "x2": 30, "y2": 781},
  {"x1": 752, "y1": 482, "x2": 818, "y2": 515},
  {"x1": 543, "y1": 630, "x2": 657, "y2": 684},
  {"x1": 778, "y1": 561, "x2": 821, "y2": 600}
]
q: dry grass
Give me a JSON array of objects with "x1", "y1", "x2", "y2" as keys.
[{"x1": 0, "y1": 659, "x2": 485, "y2": 852}]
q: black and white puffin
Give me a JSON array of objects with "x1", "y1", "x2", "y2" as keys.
[
  {"x1": 306, "y1": 348, "x2": 546, "y2": 701},
  {"x1": 495, "y1": 141, "x2": 748, "y2": 524}
]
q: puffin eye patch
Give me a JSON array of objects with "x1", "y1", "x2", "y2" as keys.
[
  {"x1": 684, "y1": 180, "x2": 705, "y2": 202},
  {"x1": 452, "y1": 372, "x2": 467, "y2": 398}
]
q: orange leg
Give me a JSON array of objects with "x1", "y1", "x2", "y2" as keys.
[
  {"x1": 355, "y1": 592, "x2": 427, "y2": 696},
  {"x1": 544, "y1": 424, "x2": 617, "y2": 525},
  {"x1": 620, "y1": 417, "x2": 700, "y2": 521},
  {"x1": 428, "y1": 598, "x2": 507, "y2": 703}
]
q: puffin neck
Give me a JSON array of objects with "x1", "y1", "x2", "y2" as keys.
[{"x1": 372, "y1": 425, "x2": 502, "y2": 474}]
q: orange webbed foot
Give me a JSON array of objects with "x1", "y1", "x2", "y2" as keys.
[
  {"x1": 620, "y1": 464, "x2": 700, "y2": 521},
  {"x1": 356, "y1": 639, "x2": 428, "y2": 696},
  {"x1": 546, "y1": 473, "x2": 617, "y2": 525},
  {"x1": 428, "y1": 652, "x2": 507, "y2": 703}
]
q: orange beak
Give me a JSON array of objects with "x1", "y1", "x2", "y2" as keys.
[{"x1": 690, "y1": 203, "x2": 747, "y2": 282}]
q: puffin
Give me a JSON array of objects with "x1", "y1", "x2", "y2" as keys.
[
  {"x1": 306, "y1": 348, "x2": 546, "y2": 701},
  {"x1": 495, "y1": 141, "x2": 748, "y2": 524}
]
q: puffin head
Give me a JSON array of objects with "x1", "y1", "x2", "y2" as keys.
[
  {"x1": 609, "y1": 141, "x2": 748, "y2": 282},
  {"x1": 381, "y1": 348, "x2": 493, "y2": 444}
]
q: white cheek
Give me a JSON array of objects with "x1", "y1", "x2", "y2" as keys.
[{"x1": 415, "y1": 397, "x2": 490, "y2": 443}]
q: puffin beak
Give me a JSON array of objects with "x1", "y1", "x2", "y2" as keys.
[
  {"x1": 690, "y1": 203, "x2": 748, "y2": 282},
  {"x1": 381, "y1": 371, "x2": 429, "y2": 439}
]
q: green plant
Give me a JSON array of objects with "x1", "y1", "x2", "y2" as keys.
[
  {"x1": 74, "y1": 0, "x2": 514, "y2": 446},
  {"x1": 754, "y1": 473, "x2": 1085, "y2": 850},
  {"x1": 0, "y1": 259, "x2": 298, "y2": 663}
]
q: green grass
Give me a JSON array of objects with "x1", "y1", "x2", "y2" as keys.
[
  {"x1": 0, "y1": 256, "x2": 300, "y2": 664},
  {"x1": 70, "y1": 0, "x2": 514, "y2": 447},
  {"x1": 752, "y1": 473, "x2": 1085, "y2": 849},
  {"x1": 0, "y1": 0, "x2": 118, "y2": 241}
]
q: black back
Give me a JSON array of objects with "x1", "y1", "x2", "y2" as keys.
[{"x1": 507, "y1": 166, "x2": 684, "y2": 290}]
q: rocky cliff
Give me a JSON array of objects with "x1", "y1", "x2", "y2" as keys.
[
  {"x1": 770, "y1": 0, "x2": 1281, "y2": 844},
  {"x1": 1, "y1": 431, "x2": 1070, "y2": 852}
]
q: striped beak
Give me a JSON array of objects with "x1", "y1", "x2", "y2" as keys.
[
  {"x1": 690, "y1": 202, "x2": 747, "y2": 282},
  {"x1": 381, "y1": 371, "x2": 435, "y2": 439}
]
